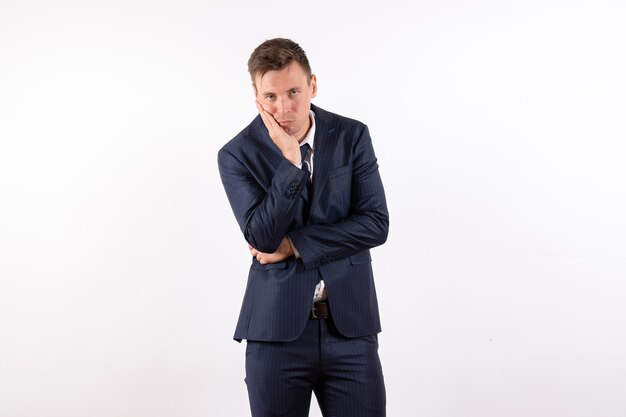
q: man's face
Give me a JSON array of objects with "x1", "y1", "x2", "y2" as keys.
[{"x1": 254, "y1": 61, "x2": 317, "y2": 142}]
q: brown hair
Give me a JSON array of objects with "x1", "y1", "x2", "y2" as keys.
[{"x1": 248, "y1": 38, "x2": 312, "y2": 88}]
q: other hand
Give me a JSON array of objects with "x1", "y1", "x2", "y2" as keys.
[{"x1": 248, "y1": 236, "x2": 295, "y2": 265}]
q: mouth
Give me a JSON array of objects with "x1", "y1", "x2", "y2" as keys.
[{"x1": 278, "y1": 120, "x2": 294, "y2": 127}]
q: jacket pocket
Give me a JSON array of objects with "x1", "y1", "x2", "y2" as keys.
[
  {"x1": 349, "y1": 251, "x2": 372, "y2": 265},
  {"x1": 328, "y1": 164, "x2": 351, "y2": 179},
  {"x1": 250, "y1": 259, "x2": 289, "y2": 270}
]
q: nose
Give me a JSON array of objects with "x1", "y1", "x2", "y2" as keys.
[{"x1": 275, "y1": 96, "x2": 290, "y2": 117}]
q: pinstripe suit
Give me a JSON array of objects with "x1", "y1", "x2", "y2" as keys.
[{"x1": 218, "y1": 103, "x2": 388, "y2": 416}]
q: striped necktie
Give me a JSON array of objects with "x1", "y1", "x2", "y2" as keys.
[
  {"x1": 299, "y1": 143, "x2": 312, "y2": 211},
  {"x1": 300, "y1": 143, "x2": 311, "y2": 177}
]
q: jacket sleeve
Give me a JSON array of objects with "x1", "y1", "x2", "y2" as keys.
[
  {"x1": 287, "y1": 125, "x2": 389, "y2": 269},
  {"x1": 218, "y1": 148, "x2": 309, "y2": 253}
]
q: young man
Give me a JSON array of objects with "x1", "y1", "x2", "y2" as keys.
[{"x1": 218, "y1": 38, "x2": 389, "y2": 417}]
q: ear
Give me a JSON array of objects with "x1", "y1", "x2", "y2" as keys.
[
  {"x1": 310, "y1": 74, "x2": 317, "y2": 98},
  {"x1": 251, "y1": 82, "x2": 258, "y2": 97}
]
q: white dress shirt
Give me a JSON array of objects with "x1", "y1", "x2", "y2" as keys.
[{"x1": 289, "y1": 110, "x2": 326, "y2": 302}]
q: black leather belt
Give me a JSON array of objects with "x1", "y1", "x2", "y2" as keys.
[{"x1": 310, "y1": 300, "x2": 330, "y2": 319}]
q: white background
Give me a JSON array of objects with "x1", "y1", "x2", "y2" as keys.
[{"x1": 1, "y1": 1, "x2": 625, "y2": 416}]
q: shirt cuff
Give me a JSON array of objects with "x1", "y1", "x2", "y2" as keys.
[{"x1": 287, "y1": 235, "x2": 300, "y2": 259}]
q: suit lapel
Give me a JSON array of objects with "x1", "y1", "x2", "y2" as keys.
[{"x1": 308, "y1": 105, "x2": 337, "y2": 219}]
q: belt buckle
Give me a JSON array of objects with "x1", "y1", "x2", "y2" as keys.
[
  {"x1": 311, "y1": 303, "x2": 319, "y2": 319},
  {"x1": 311, "y1": 301, "x2": 328, "y2": 319}
]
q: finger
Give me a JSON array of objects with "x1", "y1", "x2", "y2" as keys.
[
  {"x1": 256, "y1": 100, "x2": 282, "y2": 134},
  {"x1": 258, "y1": 253, "x2": 275, "y2": 265},
  {"x1": 255, "y1": 100, "x2": 268, "y2": 122},
  {"x1": 255, "y1": 100, "x2": 271, "y2": 119},
  {"x1": 255, "y1": 101, "x2": 273, "y2": 131}
]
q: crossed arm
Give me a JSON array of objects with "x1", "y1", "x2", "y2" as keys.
[{"x1": 218, "y1": 104, "x2": 389, "y2": 269}]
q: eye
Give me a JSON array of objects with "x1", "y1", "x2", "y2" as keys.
[
  {"x1": 265, "y1": 94, "x2": 275, "y2": 101},
  {"x1": 289, "y1": 90, "x2": 299, "y2": 96}
]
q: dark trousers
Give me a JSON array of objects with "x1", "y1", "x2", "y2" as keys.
[{"x1": 245, "y1": 317, "x2": 386, "y2": 417}]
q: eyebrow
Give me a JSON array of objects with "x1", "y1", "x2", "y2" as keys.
[{"x1": 261, "y1": 87, "x2": 301, "y2": 95}]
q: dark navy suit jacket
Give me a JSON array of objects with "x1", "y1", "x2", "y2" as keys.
[{"x1": 218, "y1": 104, "x2": 389, "y2": 342}]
